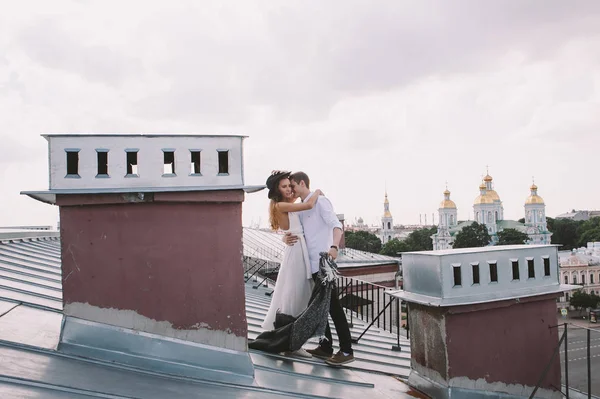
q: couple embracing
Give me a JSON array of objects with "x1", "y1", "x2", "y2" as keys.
[{"x1": 250, "y1": 170, "x2": 354, "y2": 366}]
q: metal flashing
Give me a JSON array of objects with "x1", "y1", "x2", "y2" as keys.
[
  {"x1": 43, "y1": 133, "x2": 249, "y2": 139},
  {"x1": 388, "y1": 283, "x2": 580, "y2": 307},
  {"x1": 58, "y1": 316, "x2": 256, "y2": 384},
  {"x1": 21, "y1": 185, "x2": 266, "y2": 204}
]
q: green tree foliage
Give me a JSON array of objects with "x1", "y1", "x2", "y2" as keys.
[
  {"x1": 577, "y1": 217, "x2": 600, "y2": 247},
  {"x1": 380, "y1": 239, "x2": 409, "y2": 256},
  {"x1": 452, "y1": 222, "x2": 491, "y2": 249},
  {"x1": 497, "y1": 228, "x2": 529, "y2": 245},
  {"x1": 569, "y1": 290, "x2": 600, "y2": 311},
  {"x1": 404, "y1": 227, "x2": 437, "y2": 251},
  {"x1": 344, "y1": 230, "x2": 382, "y2": 253},
  {"x1": 551, "y1": 218, "x2": 582, "y2": 250},
  {"x1": 379, "y1": 227, "x2": 437, "y2": 255}
]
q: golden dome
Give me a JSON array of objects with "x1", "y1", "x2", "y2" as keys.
[
  {"x1": 525, "y1": 183, "x2": 544, "y2": 205},
  {"x1": 484, "y1": 174, "x2": 493, "y2": 182},
  {"x1": 479, "y1": 183, "x2": 486, "y2": 190},
  {"x1": 474, "y1": 194, "x2": 494, "y2": 205},
  {"x1": 486, "y1": 189, "x2": 501, "y2": 202},
  {"x1": 440, "y1": 199, "x2": 457, "y2": 209},
  {"x1": 443, "y1": 189, "x2": 450, "y2": 195},
  {"x1": 525, "y1": 195, "x2": 544, "y2": 205},
  {"x1": 384, "y1": 211, "x2": 392, "y2": 218}
]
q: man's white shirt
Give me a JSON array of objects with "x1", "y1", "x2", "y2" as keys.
[{"x1": 299, "y1": 192, "x2": 343, "y2": 274}]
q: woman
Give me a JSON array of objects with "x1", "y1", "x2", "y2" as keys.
[{"x1": 261, "y1": 171, "x2": 322, "y2": 349}]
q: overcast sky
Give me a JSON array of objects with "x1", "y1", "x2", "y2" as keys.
[{"x1": 1, "y1": 0, "x2": 599, "y2": 230}]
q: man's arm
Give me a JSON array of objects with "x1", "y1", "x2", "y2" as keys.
[{"x1": 318, "y1": 196, "x2": 343, "y2": 259}]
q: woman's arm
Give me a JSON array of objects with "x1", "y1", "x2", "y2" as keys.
[{"x1": 276, "y1": 189, "x2": 322, "y2": 213}]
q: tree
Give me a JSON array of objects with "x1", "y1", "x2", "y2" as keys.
[
  {"x1": 344, "y1": 230, "x2": 382, "y2": 253},
  {"x1": 550, "y1": 218, "x2": 583, "y2": 250},
  {"x1": 497, "y1": 228, "x2": 529, "y2": 245},
  {"x1": 570, "y1": 290, "x2": 592, "y2": 311},
  {"x1": 404, "y1": 227, "x2": 437, "y2": 251},
  {"x1": 452, "y1": 222, "x2": 491, "y2": 249},
  {"x1": 380, "y1": 239, "x2": 409, "y2": 256},
  {"x1": 577, "y1": 217, "x2": 600, "y2": 247}
]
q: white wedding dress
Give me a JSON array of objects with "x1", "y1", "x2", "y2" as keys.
[{"x1": 261, "y1": 212, "x2": 314, "y2": 330}]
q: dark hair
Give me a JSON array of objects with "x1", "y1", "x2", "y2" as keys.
[
  {"x1": 266, "y1": 170, "x2": 291, "y2": 200},
  {"x1": 289, "y1": 171, "x2": 310, "y2": 189}
]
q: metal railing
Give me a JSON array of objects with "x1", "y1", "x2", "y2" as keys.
[
  {"x1": 336, "y1": 275, "x2": 406, "y2": 351},
  {"x1": 530, "y1": 322, "x2": 599, "y2": 399},
  {"x1": 243, "y1": 251, "x2": 407, "y2": 351}
]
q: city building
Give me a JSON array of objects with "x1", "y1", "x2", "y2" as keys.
[
  {"x1": 555, "y1": 210, "x2": 600, "y2": 221},
  {"x1": 432, "y1": 172, "x2": 552, "y2": 250},
  {"x1": 556, "y1": 242, "x2": 600, "y2": 308},
  {"x1": 380, "y1": 192, "x2": 394, "y2": 244}
]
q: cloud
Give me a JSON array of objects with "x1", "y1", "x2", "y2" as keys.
[
  {"x1": 16, "y1": 18, "x2": 143, "y2": 88},
  {"x1": 0, "y1": 0, "x2": 599, "y2": 229}
]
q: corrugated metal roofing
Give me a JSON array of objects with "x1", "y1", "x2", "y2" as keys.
[
  {"x1": 0, "y1": 232, "x2": 424, "y2": 398},
  {"x1": 243, "y1": 227, "x2": 401, "y2": 267}
]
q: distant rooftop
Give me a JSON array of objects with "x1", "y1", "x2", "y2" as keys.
[
  {"x1": 405, "y1": 243, "x2": 559, "y2": 256},
  {"x1": 243, "y1": 227, "x2": 401, "y2": 268}
]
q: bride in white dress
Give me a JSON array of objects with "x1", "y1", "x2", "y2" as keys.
[{"x1": 261, "y1": 171, "x2": 322, "y2": 350}]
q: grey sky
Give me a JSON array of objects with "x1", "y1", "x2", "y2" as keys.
[{"x1": 1, "y1": 0, "x2": 599, "y2": 229}]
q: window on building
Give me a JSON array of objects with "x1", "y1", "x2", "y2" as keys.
[
  {"x1": 126, "y1": 150, "x2": 138, "y2": 176},
  {"x1": 387, "y1": 222, "x2": 391, "y2": 229},
  {"x1": 564, "y1": 275, "x2": 568, "y2": 284},
  {"x1": 543, "y1": 257, "x2": 550, "y2": 277},
  {"x1": 573, "y1": 276, "x2": 577, "y2": 284},
  {"x1": 566, "y1": 293, "x2": 570, "y2": 301},
  {"x1": 489, "y1": 262, "x2": 498, "y2": 283},
  {"x1": 582, "y1": 274, "x2": 586, "y2": 285},
  {"x1": 190, "y1": 150, "x2": 201, "y2": 174},
  {"x1": 495, "y1": 211, "x2": 498, "y2": 221},
  {"x1": 511, "y1": 260, "x2": 520, "y2": 280},
  {"x1": 388, "y1": 235, "x2": 391, "y2": 241},
  {"x1": 453, "y1": 265, "x2": 462, "y2": 287},
  {"x1": 218, "y1": 150, "x2": 229, "y2": 174},
  {"x1": 527, "y1": 258, "x2": 535, "y2": 278},
  {"x1": 163, "y1": 150, "x2": 175, "y2": 175},
  {"x1": 472, "y1": 263, "x2": 480, "y2": 285},
  {"x1": 592, "y1": 274, "x2": 595, "y2": 284},
  {"x1": 96, "y1": 150, "x2": 108, "y2": 177},
  {"x1": 66, "y1": 150, "x2": 79, "y2": 176}
]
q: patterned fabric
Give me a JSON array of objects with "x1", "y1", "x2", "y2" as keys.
[{"x1": 249, "y1": 253, "x2": 340, "y2": 353}]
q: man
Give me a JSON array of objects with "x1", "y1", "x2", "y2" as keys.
[{"x1": 284, "y1": 171, "x2": 354, "y2": 366}]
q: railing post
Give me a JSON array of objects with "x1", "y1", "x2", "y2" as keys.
[
  {"x1": 392, "y1": 298, "x2": 401, "y2": 352},
  {"x1": 350, "y1": 279, "x2": 354, "y2": 327},
  {"x1": 587, "y1": 328, "x2": 591, "y2": 399},
  {"x1": 565, "y1": 323, "x2": 569, "y2": 399}
]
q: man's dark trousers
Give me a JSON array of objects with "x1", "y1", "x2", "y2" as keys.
[{"x1": 312, "y1": 272, "x2": 353, "y2": 354}]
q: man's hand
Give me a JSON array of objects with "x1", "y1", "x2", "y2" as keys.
[
  {"x1": 283, "y1": 232, "x2": 299, "y2": 246},
  {"x1": 328, "y1": 247, "x2": 339, "y2": 260}
]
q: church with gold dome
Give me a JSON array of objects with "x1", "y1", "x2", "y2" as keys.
[{"x1": 431, "y1": 172, "x2": 552, "y2": 250}]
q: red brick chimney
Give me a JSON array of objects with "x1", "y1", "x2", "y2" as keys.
[{"x1": 23, "y1": 134, "x2": 263, "y2": 381}]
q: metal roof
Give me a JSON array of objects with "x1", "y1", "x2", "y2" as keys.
[
  {"x1": 0, "y1": 232, "x2": 425, "y2": 398},
  {"x1": 243, "y1": 227, "x2": 401, "y2": 268},
  {"x1": 22, "y1": 185, "x2": 266, "y2": 205}
]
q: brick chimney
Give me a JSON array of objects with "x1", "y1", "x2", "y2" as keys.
[
  {"x1": 395, "y1": 245, "x2": 578, "y2": 399},
  {"x1": 23, "y1": 134, "x2": 264, "y2": 382}
]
